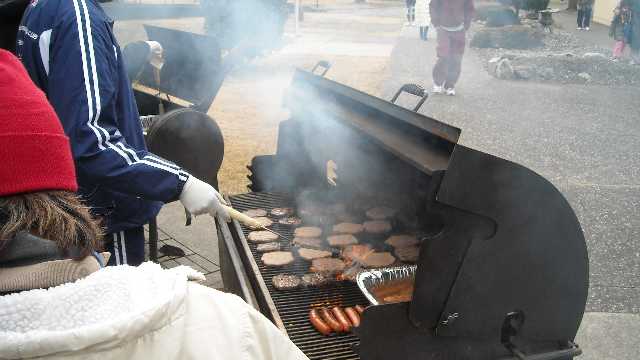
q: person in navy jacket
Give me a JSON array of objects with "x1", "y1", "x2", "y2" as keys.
[{"x1": 16, "y1": 0, "x2": 230, "y2": 266}]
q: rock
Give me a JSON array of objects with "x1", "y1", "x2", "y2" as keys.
[
  {"x1": 513, "y1": 66, "x2": 533, "y2": 79},
  {"x1": 583, "y1": 52, "x2": 607, "y2": 59},
  {"x1": 488, "y1": 57, "x2": 502, "y2": 76},
  {"x1": 471, "y1": 25, "x2": 545, "y2": 49},
  {"x1": 538, "y1": 67, "x2": 555, "y2": 79},
  {"x1": 577, "y1": 72, "x2": 592, "y2": 82},
  {"x1": 496, "y1": 58, "x2": 515, "y2": 79}
]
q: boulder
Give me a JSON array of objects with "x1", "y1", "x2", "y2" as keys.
[
  {"x1": 495, "y1": 58, "x2": 515, "y2": 79},
  {"x1": 470, "y1": 25, "x2": 544, "y2": 49},
  {"x1": 577, "y1": 72, "x2": 592, "y2": 82}
]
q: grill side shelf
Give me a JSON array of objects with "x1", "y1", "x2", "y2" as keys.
[{"x1": 227, "y1": 200, "x2": 287, "y2": 334}]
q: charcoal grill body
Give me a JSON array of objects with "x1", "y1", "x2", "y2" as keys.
[
  {"x1": 125, "y1": 25, "x2": 226, "y2": 116},
  {"x1": 220, "y1": 69, "x2": 588, "y2": 360}
]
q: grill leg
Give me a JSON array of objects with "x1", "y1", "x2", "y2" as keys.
[{"x1": 149, "y1": 217, "x2": 159, "y2": 262}]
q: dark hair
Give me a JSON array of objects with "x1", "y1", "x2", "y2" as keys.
[{"x1": 0, "y1": 191, "x2": 103, "y2": 259}]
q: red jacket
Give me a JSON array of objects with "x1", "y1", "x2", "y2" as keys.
[{"x1": 430, "y1": 0, "x2": 475, "y2": 30}]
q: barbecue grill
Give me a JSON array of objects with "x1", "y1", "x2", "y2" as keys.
[{"x1": 216, "y1": 68, "x2": 589, "y2": 360}]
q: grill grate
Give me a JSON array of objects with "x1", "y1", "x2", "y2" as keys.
[{"x1": 230, "y1": 192, "x2": 369, "y2": 360}]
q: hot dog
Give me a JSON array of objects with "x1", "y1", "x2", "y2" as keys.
[
  {"x1": 344, "y1": 307, "x2": 360, "y2": 327},
  {"x1": 320, "y1": 307, "x2": 343, "y2": 333},
  {"x1": 355, "y1": 304, "x2": 366, "y2": 315},
  {"x1": 309, "y1": 309, "x2": 332, "y2": 336},
  {"x1": 332, "y1": 306, "x2": 352, "y2": 332}
]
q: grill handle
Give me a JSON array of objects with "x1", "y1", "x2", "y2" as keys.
[
  {"x1": 390, "y1": 83, "x2": 429, "y2": 112},
  {"x1": 311, "y1": 60, "x2": 332, "y2": 77},
  {"x1": 500, "y1": 341, "x2": 582, "y2": 360}
]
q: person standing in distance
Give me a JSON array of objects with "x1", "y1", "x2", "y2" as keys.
[
  {"x1": 429, "y1": 0, "x2": 474, "y2": 96},
  {"x1": 16, "y1": 0, "x2": 230, "y2": 266}
]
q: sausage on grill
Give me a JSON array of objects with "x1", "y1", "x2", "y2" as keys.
[
  {"x1": 309, "y1": 309, "x2": 332, "y2": 336},
  {"x1": 331, "y1": 306, "x2": 352, "y2": 332},
  {"x1": 355, "y1": 304, "x2": 366, "y2": 315},
  {"x1": 320, "y1": 307, "x2": 343, "y2": 333},
  {"x1": 344, "y1": 307, "x2": 360, "y2": 327}
]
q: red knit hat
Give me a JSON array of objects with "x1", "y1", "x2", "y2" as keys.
[{"x1": 0, "y1": 49, "x2": 77, "y2": 196}]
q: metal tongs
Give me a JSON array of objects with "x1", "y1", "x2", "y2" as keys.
[{"x1": 221, "y1": 205, "x2": 286, "y2": 239}]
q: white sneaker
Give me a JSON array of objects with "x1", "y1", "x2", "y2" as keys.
[
  {"x1": 445, "y1": 88, "x2": 456, "y2": 96},
  {"x1": 404, "y1": 21, "x2": 411, "y2": 26},
  {"x1": 576, "y1": 27, "x2": 583, "y2": 30},
  {"x1": 585, "y1": 27, "x2": 590, "y2": 31},
  {"x1": 432, "y1": 84, "x2": 444, "y2": 94}
]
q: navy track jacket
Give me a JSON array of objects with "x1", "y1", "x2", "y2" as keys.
[{"x1": 16, "y1": 0, "x2": 189, "y2": 234}]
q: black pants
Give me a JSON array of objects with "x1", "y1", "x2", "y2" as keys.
[
  {"x1": 105, "y1": 226, "x2": 145, "y2": 266},
  {"x1": 406, "y1": 0, "x2": 415, "y2": 22},
  {"x1": 577, "y1": 8, "x2": 592, "y2": 28},
  {"x1": 420, "y1": 26, "x2": 429, "y2": 40}
]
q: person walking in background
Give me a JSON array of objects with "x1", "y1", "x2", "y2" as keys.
[
  {"x1": 610, "y1": 1, "x2": 632, "y2": 60},
  {"x1": 405, "y1": 0, "x2": 416, "y2": 26},
  {"x1": 577, "y1": 0, "x2": 595, "y2": 30},
  {"x1": 416, "y1": 0, "x2": 431, "y2": 40},
  {"x1": 430, "y1": 0, "x2": 475, "y2": 96},
  {"x1": 630, "y1": 0, "x2": 640, "y2": 64}
]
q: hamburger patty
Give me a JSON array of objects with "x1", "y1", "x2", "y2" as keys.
[
  {"x1": 363, "y1": 220, "x2": 392, "y2": 234},
  {"x1": 310, "y1": 258, "x2": 346, "y2": 273},
  {"x1": 248, "y1": 217, "x2": 273, "y2": 229},
  {"x1": 327, "y1": 234, "x2": 359, "y2": 248},
  {"x1": 332, "y1": 222, "x2": 364, "y2": 235},
  {"x1": 243, "y1": 208, "x2": 268, "y2": 218},
  {"x1": 301, "y1": 273, "x2": 333, "y2": 287},
  {"x1": 271, "y1": 207, "x2": 294, "y2": 217},
  {"x1": 385, "y1": 234, "x2": 420, "y2": 248},
  {"x1": 298, "y1": 248, "x2": 332, "y2": 261},
  {"x1": 342, "y1": 244, "x2": 373, "y2": 261},
  {"x1": 261, "y1": 251, "x2": 295, "y2": 267},
  {"x1": 361, "y1": 252, "x2": 396, "y2": 268},
  {"x1": 366, "y1": 206, "x2": 397, "y2": 220},
  {"x1": 293, "y1": 237, "x2": 325, "y2": 249},
  {"x1": 395, "y1": 245, "x2": 420, "y2": 262},
  {"x1": 256, "y1": 242, "x2": 281, "y2": 253},
  {"x1": 248, "y1": 231, "x2": 279, "y2": 243},
  {"x1": 272, "y1": 274, "x2": 301, "y2": 290},
  {"x1": 294, "y1": 226, "x2": 322, "y2": 238}
]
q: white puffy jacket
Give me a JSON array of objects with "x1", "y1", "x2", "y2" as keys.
[
  {"x1": 0, "y1": 262, "x2": 309, "y2": 360},
  {"x1": 415, "y1": 0, "x2": 431, "y2": 26}
]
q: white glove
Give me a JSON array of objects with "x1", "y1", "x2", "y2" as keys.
[{"x1": 179, "y1": 176, "x2": 230, "y2": 222}]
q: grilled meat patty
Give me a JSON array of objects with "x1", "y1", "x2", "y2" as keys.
[
  {"x1": 293, "y1": 237, "x2": 325, "y2": 249},
  {"x1": 395, "y1": 245, "x2": 420, "y2": 262},
  {"x1": 332, "y1": 222, "x2": 364, "y2": 235},
  {"x1": 301, "y1": 273, "x2": 333, "y2": 287},
  {"x1": 365, "y1": 206, "x2": 397, "y2": 220},
  {"x1": 271, "y1": 207, "x2": 294, "y2": 217},
  {"x1": 363, "y1": 220, "x2": 392, "y2": 234},
  {"x1": 327, "y1": 234, "x2": 359, "y2": 248},
  {"x1": 278, "y1": 217, "x2": 302, "y2": 226},
  {"x1": 342, "y1": 244, "x2": 373, "y2": 261},
  {"x1": 272, "y1": 274, "x2": 301, "y2": 290},
  {"x1": 298, "y1": 248, "x2": 332, "y2": 261},
  {"x1": 310, "y1": 258, "x2": 346, "y2": 273},
  {"x1": 294, "y1": 226, "x2": 322, "y2": 238},
  {"x1": 243, "y1": 208, "x2": 268, "y2": 218},
  {"x1": 385, "y1": 234, "x2": 420, "y2": 248},
  {"x1": 248, "y1": 217, "x2": 273, "y2": 229},
  {"x1": 361, "y1": 252, "x2": 396, "y2": 268},
  {"x1": 248, "y1": 230, "x2": 279, "y2": 243},
  {"x1": 261, "y1": 251, "x2": 295, "y2": 267},
  {"x1": 256, "y1": 242, "x2": 281, "y2": 253}
]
